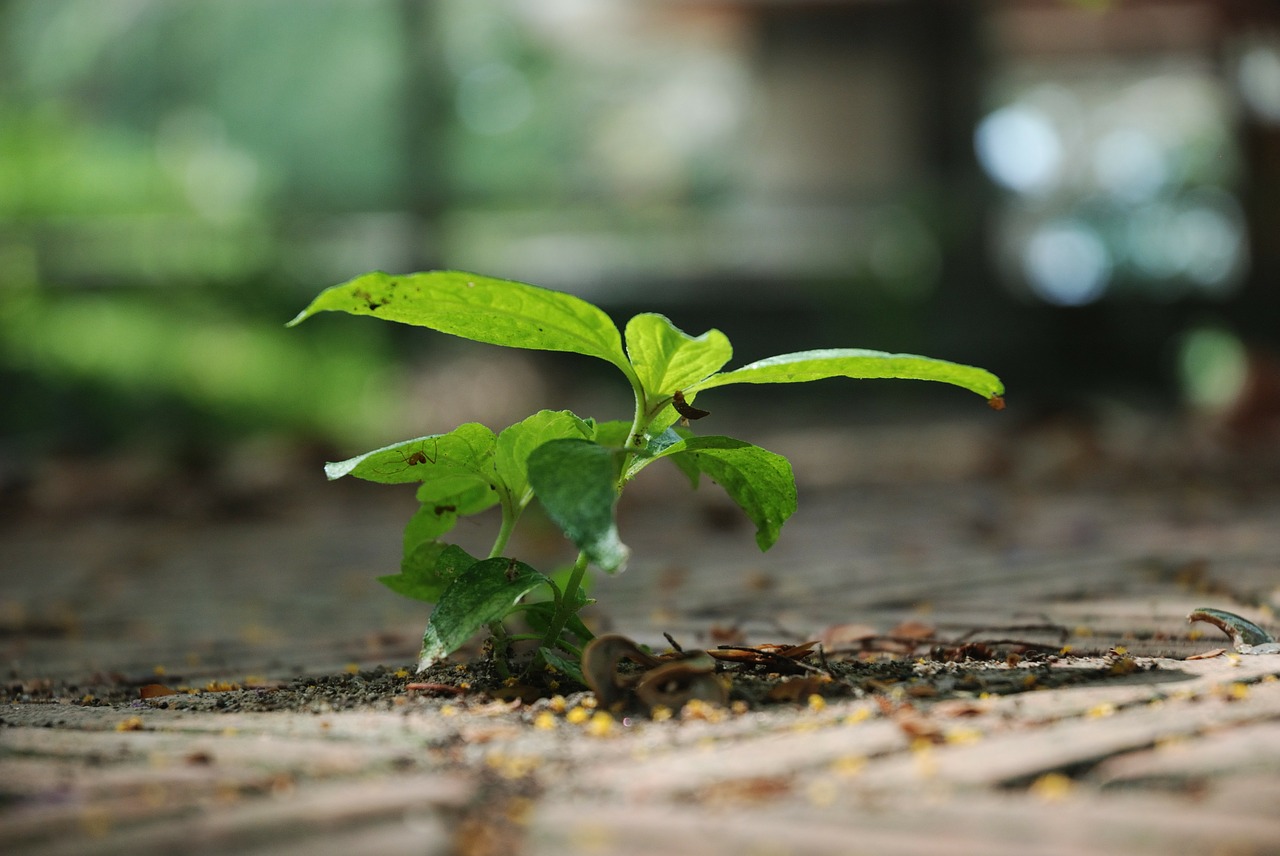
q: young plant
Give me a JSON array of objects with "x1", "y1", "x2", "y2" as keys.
[{"x1": 289, "y1": 271, "x2": 1004, "y2": 681}]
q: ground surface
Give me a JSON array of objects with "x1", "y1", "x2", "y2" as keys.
[{"x1": 4, "y1": 413, "x2": 1280, "y2": 855}]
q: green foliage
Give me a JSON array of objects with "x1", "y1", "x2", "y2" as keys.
[
  {"x1": 291, "y1": 270, "x2": 1005, "y2": 677},
  {"x1": 527, "y1": 439, "x2": 629, "y2": 573}
]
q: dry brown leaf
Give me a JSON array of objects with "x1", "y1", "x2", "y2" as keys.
[
  {"x1": 818, "y1": 623, "x2": 879, "y2": 649},
  {"x1": 888, "y1": 620, "x2": 937, "y2": 640},
  {"x1": 1185, "y1": 648, "x2": 1227, "y2": 660}
]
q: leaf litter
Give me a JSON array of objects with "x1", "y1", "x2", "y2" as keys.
[{"x1": 3, "y1": 622, "x2": 1162, "y2": 720}]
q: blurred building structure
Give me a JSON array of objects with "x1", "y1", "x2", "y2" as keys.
[{"x1": 1, "y1": 0, "x2": 1279, "y2": 450}]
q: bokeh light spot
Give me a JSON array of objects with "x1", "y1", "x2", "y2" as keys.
[
  {"x1": 1022, "y1": 221, "x2": 1111, "y2": 306},
  {"x1": 1179, "y1": 326, "x2": 1247, "y2": 412},
  {"x1": 975, "y1": 105, "x2": 1062, "y2": 195}
]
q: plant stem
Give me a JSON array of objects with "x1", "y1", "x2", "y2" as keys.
[
  {"x1": 623, "y1": 376, "x2": 649, "y2": 461},
  {"x1": 538, "y1": 550, "x2": 589, "y2": 651},
  {"x1": 486, "y1": 620, "x2": 512, "y2": 678},
  {"x1": 487, "y1": 499, "x2": 520, "y2": 559},
  {"x1": 622, "y1": 376, "x2": 668, "y2": 495}
]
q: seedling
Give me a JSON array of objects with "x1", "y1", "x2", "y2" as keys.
[{"x1": 289, "y1": 271, "x2": 1004, "y2": 682}]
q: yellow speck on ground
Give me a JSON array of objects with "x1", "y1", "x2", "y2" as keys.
[
  {"x1": 1030, "y1": 772, "x2": 1075, "y2": 802},
  {"x1": 486, "y1": 753, "x2": 540, "y2": 780},
  {"x1": 831, "y1": 755, "x2": 867, "y2": 777},
  {"x1": 843, "y1": 706, "x2": 873, "y2": 725},
  {"x1": 586, "y1": 711, "x2": 614, "y2": 737},
  {"x1": 1213, "y1": 682, "x2": 1250, "y2": 701},
  {"x1": 946, "y1": 727, "x2": 983, "y2": 745},
  {"x1": 681, "y1": 698, "x2": 727, "y2": 722}
]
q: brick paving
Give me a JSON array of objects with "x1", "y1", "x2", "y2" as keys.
[{"x1": 4, "y1": 417, "x2": 1280, "y2": 854}]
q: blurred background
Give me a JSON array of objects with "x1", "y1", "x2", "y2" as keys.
[{"x1": 2, "y1": 0, "x2": 1280, "y2": 515}]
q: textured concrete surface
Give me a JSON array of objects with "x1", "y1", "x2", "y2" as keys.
[{"x1": 4, "y1": 415, "x2": 1280, "y2": 854}]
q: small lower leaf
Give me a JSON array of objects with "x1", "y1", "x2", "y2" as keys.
[
  {"x1": 665, "y1": 436, "x2": 796, "y2": 551},
  {"x1": 538, "y1": 647, "x2": 587, "y2": 687},
  {"x1": 527, "y1": 439, "x2": 630, "y2": 573},
  {"x1": 383, "y1": 542, "x2": 478, "y2": 604},
  {"x1": 495, "y1": 410, "x2": 594, "y2": 505},
  {"x1": 520, "y1": 599, "x2": 594, "y2": 644},
  {"x1": 417, "y1": 558, "x2": 549, "y2": 671}
]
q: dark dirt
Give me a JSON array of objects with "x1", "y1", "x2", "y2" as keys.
[{"x1": 4, "y1": 641, "x2": 1162, "y2": 718}]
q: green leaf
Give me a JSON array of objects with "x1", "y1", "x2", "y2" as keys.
[
  {"x1": 381, "y1": 543, "x2": 479, "y2": 604},
  {"x1": 414, "y1": 478, "x2": 500, "y2": 517},
  {"x1": 687, "y1": 349, "x2": 1005, "y2": 401},
  {"x1": 402, "y1": 501, "x2": 462, "y2": 549},
  {"x1": 589, "y1": 419, "x2": 632, "y2": 448},
  {"x1": 654, "y1": 436, "x2": 796, "y2": 551},
  {"x1": 404, "y1": 479, "x2": 501, "y2": 549},
  {"x1": 621, "y1": 426, "x2": 698, "y2": 485},
  {"x1": 288, "y1": 270, "x2": 634, "y2": 376},
  {"x1": 495, "y1": 410, "x2": 593, "y2": 506},
  {"x1": 324, "y1": 423, "x2": 497, "y2": 486},
  {"x1": 416, "y1": 557, "x2": 549, "y2": 671},
  {"x1": 624, "y1": 313, "x2": 732, "y2": 396},
  {"x1": 527, "y1": 439, "x2": 630, "y2": 573},
  {"x1": 520, "y1": 600, "x2": 594, "y2": 646},
  {"x1": 538, "y1": 647, "x2": 587, "y2": 688}
]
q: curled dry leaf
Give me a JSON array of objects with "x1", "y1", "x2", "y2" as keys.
[
  {"x1": 888, "y1": 620, "x2": 938, "y2": 641},
  {"x1": 818, "y1": 623, "x2": 879, "y2": 650},
  {"x1": 672, "y1": 389, "x2": 711, "y2": 423},
  {"x1": 707, "y1": 641, "x2": 820, "y2": 670},
  {"x1": 1187, "y1": 607, "x2": 1280, "y2": 655},
  {"x1": 582, "y1": 633, "x2": 727, "y2": 713},
  {"x1": 1184, "y1": 648, "x2": 1227, "y2": 661}
]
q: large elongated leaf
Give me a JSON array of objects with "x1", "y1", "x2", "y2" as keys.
[
  {"x1": 687, "y1": 349, "x2": 1004, "y2": 401},
  {"x1": 323, "y1": 423, "x2": 497, "y2": 486},
  {"x1": 649, "y1": 435, "x2": 796, "y2": 551},
  {"x1": 624, "y1": 313, "x2": 732, "y2": 396},
  {"x1": 417, "y1": 557, "x2": 548, "y2": 671},
  {"x1": 288, "y1": 270, "x2": 633, "y2": 375},
  {"x1": 527, "y1": 439, "x2": 630, "y2": 573}
]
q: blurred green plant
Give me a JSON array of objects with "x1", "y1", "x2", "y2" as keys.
[
  {"x1": 0, "y1": 287, "x2": 397, "y2": 447},
  {"x1": 290, "y1": 270, "x2": 1005, "y2": 683}
]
